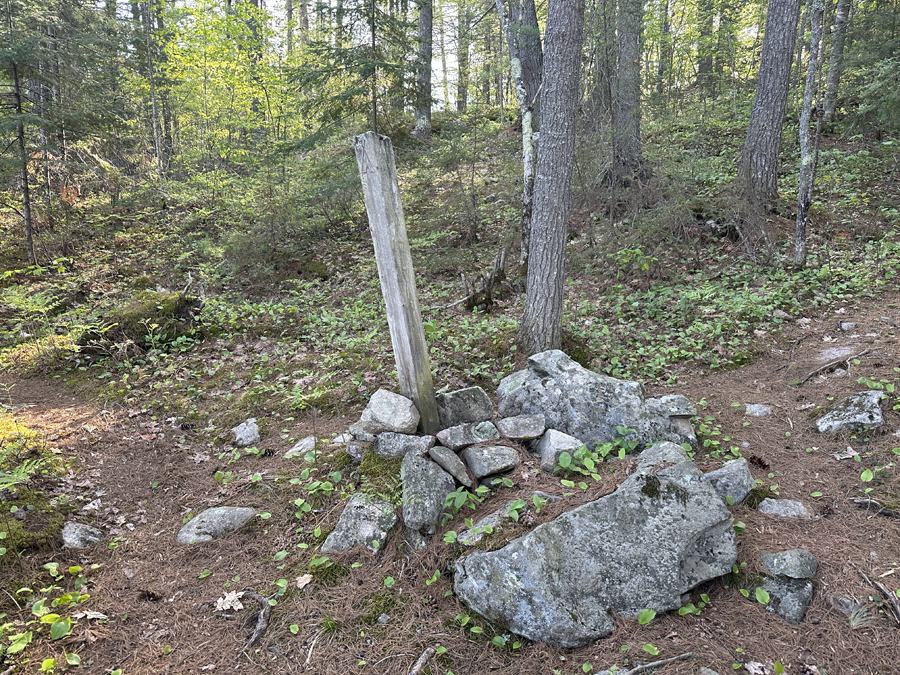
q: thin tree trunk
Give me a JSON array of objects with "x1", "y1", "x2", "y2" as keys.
[
  {"x1": 414, "y1": 0, "x2": 433, "y2": 138},
  {"x1": 795, "y1": 0, "x2": 824, "y2": 266},
  {"x1": 822, "y1": 0, "x2": 850, "y2": 123},
  {"x1": 509, "y1": 0, "x2": 542, "y2": 127},
  {"x1": 697, "y1": 0, "x2": 714, "y2": 91},
  {"x1": 145, "y1": 2, "x2": 163, "y2": 177},
  {"x1": 520, "y1": 0, "x2": 585, "y2": 355},
  {"x1": 612, "y1": 0, "x2": 643, "y2": 184},
  {"x1": 438, "y1": 0, "x2": 450, "y2": 107},
  {"x1": 457, "y1": 0, "x2": 470, "y2": 112},
  {"x1": 655, "y1": 0, "x2": 670, "y2": 99},
  {"x1": 735, "y1": 0, "x2": 802, "y2": 209}
]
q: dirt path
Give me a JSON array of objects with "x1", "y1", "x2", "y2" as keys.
[{"x1": 2, "y1": 295, "x2": 900, "y2": 674}]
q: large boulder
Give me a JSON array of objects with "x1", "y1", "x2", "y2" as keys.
[
  {"x1": 454, "y1": 442, "x2": 735, "y2": 648},
  {"x1": 497, "y1": 350, "x2": 696, "y2": 449},
  {"x1": 816, "y1": 390, "x2": 885, "y2": 433},
  {"x1": 358, "y1": 389, "x2": 420, "y2": 435},
  {"x1": 401, "y1": 454, "x2": 456, "y2": 535},
  {"x1": 436, "y1": 386, "x2": 494, "y2": 428}
]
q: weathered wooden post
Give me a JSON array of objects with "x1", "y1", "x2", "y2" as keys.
[{"x1": 353, "y1": 131, "x2": 440, "y2": 434}]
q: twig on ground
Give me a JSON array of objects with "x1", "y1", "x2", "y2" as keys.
[
  {"x1": 408, "y1": 647, "x2": 436, "y2": 675},
  {"x1": 850, "y1": 498, "x2": 900, "y2": 519},
  {"x1": 799, "y1": 348, "x2": 871, "y2": 384},
  {"x1": 373, "y1": 653, "x2": 411, "y2": 667},
  {"x1": 618, "y1": 652, "x2": 694, "y2": 675},
  {"x1": 239, "y1": 589, "x2": 278, "y2": 654},
  {"x1": 305, "y1": 630, "x2": 323, "y2": 665},
  {"x1": 849, "y1": 561, "x2": 900, "y2": 625}
]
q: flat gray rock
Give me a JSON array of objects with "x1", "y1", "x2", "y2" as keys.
[
  {"x1": 358, "y1": 389, "x2": 420, "y2": 435},
  {"x1": 436, "y1": 386, "x2": 494, "y2": 428},
  {"x1": 534, "y1": 428, "x2": 585, "y2": 473},
  {"x1": 497, "y1": 350, "x2": 696, "y2": 450},
  {"x1": 429, "y1": 446, "x2": 473, "y2": 488},
  {"x1": 762, "y1": 577, "x2": 813, "y2": 624},
  {"x1": 374, "y1": 432, "x2": 435, "y2": 458},
  {"x1": 817, "y1": 390, "x2": 885, "y2": 433},
  {"x1": 744, "y1": 404, "x2": 771, "y2": 417},
  {"x1": 761, "y1": 549, "x2": 818, "y2": 579},
  {"x1": 758, "y1": 498, "x2": 810, "y2": 518},
  {"x1": 285, "y1": 435, "x2": 316, "y2": 458},
  {"x1": 321, "y1": 493, "x2": 397, "y2": 554},
  {"x1": 436, "y1": 421, "x2": 499, "y2": 451},
  {"x1": 460, "y1": 445, "x2": 520, "y2": 479},
  {"x1": 401, "y1": 454, "x2": 455, "y2": 535},
  {"x1": 496, "y1": 414, "x2": 546, "y2": 441},
  {"x1": 703, "y1": 458, "x2": 754, "y2": 505},
  {"x1": 232, "y1": 418, "x2": 260, "y2": 448},
  {"x1": 62, "y1": 522, "x2": 104, "y2": 548},
  {"x1": 454, "y1": 442, "x2": 735, "y2": 648},
  {"x1": 177, "y1": 507, "x2": 256, "y2": 544}
]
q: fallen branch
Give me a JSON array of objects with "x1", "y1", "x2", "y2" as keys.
[
  {"x1": 239, "y1": 589, "x2": 278, "y2": 654},
  {"x1": 849, "y1": 561, "x2": 900, "y2": 625},
  {"x1": 799, "y1": 348, "x2": 871, "y2": 384},
  {"x1": 619, "y1": 652, "x2": 694, "y2": 675},
  {"x1": 408, "y1": 647, "x2": 436, "y2": 675},
  {"x1": 850, "y1": 498, "x2": 900, "y2": 519}
]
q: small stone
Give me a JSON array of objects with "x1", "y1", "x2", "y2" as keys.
[
  {"x1": 231, "y1": 418, "x2": 260, "y2": 448},
  {"x1": 495, "y1": 414, "x2": 546, "y2": 440},
  {"x1": 332, "y1": 433, "x2": 351, "y2": 446},
  {"x1": 177, "y1": 507, "x2": 256, "y2": 544},
  {"x1": 534, "y1": 429, "x2": 584, "y2": 473},
  {"x1": 62, "y1": 522, "x2": 104, "y2": 548},
  {"x1": 816, "y1": 391, "x2": 885, "y2": 433},
  {"x1": 762, "y1": 576, "x2": 814, "y2": 624},
  {"x1": 348, "y1": 421, "x2": 376, "y2": 443},
  {"x1": 436, "y1": 387, "x2": 494, "y2": 428},
  {"x1": 436, "y1": 421, "x2": 500, "y2": 451},
  {"x1": 403, "y1": 527, "x2": 428, "y2": 551},
  {"x1": 758, "y1": 498, "x2": 809, "y2": 518},
  {"x1": 429, "y1": 446, "x2": 473, "y2": 488},
  {"x1": 840, "y1": 322, "x2": 856, "y2": 331},
  {"x1": 773, "y1": 309, "x2": 790, "y2": 319},
  {"x1": 703, "y1": 458, "x2": 755, "y2": 505},
  {"x1": 460, "y1": 445, "x2": 520, "y2": 479},
  {"x1": 320, "y1": 493, "x2": 397, "y2": 555},
  {"x1": 761, "y1": 549, "x2": 818, "y2": 579},
  {"x1": 285, "y1": 435, "x2": 316, "y2": 458},
  {"x1": 377, "y1": 613, "x2": 390, "y2": 624},
  {"x1": 374, "y1": 432, "x2": 435, "y2": 458},
  {"x1": 699, "y1": 669, "x2": 721, "y2": 675},
  {"x1": 358, "y1": 389, "x2": 420, "y2": 435},
  {"x1": 744, "y1": 404, "x2": 771, "y2": 417}
]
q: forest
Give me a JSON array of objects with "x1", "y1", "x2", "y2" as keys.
[{"x1": 1, "y1": 0, "x2": 900, "y2": 673}]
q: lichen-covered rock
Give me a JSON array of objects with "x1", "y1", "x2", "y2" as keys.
[
  {"x1": 460, "y1": 445, "x2": 520, "y2": 479},
  {"x1": 495, "y1": 414, "x2": 546, "y2": 441},
  {"x1": 744, "y1": 404, "x2": 772, "y2": 417},
  {"x1": 401, "y1": 454, "x2": 455, "y2": 535},
  {"x1": 62, "y1": 522, "x2": 103, "y2": 548},
  {"x1": 761, "y1": 549, "x2": 818, "y2": 579},
  {"x1": 374, "y1": 432, "x2": 435, "y2": 458},
  {"x1": 232, "y1": 418, "x2": 260, "y2": 448},
  {"x1": 177, "y1": 507, "x2": 256, "y2": 544},
  {"x1": 436, "y1": 386, "x2": 494, "y2": 428},
  {"x1": 762, "y1": 577, "x2": 814, "y2": 624},
  {"x1": 497, "y1": 350, "x2": 696, "y2": 449},
  {"x1": 429, "y1": 446, "x2": 473, "y2": 488},
  {"x1": 816, "y1": 390, "x2": 885, "y2": 433},
  {"x1": 358, "y1": 389, "x2": 420, "y2": 435},
  {"x1": 703, "y1": 458, "x2": 754, "y2": 505},
  {"x1": 285, "y1": 435, "x2": 316, "y2": 458},
  {"x1": 321, "y1": 493, "x2": 397, "y2": 554},
  {"x1": 436, "y1": 421, "x2": 500, "y2": 451},
  {"x1": 534, "y1": 429, "x2": 585, "y2": 473},
  {"x1": 454, "y1": 442, "x2": 735, "y2": 648},
  {"x1": 758, "y1": 498, "x2": 810, "y2": 518}
]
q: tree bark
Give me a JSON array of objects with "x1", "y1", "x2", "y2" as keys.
[
  {"x1": 457, "y1": 0, "x2": 470, "y2": 112},
  {"x1": 697, "y1": 0, "x2": 714, "y2": 91},
  {"x1": 508, "y1": 0, "x2": 542, "y2": 128},
  {"x1": 519, "y1": 0, "x2": 585, "y2": 355},
  {"x1": 612, "y1": 0, "x2": 643, "y2": 184},
  {"x1": 794, "y1": 0, "x2": 824, "y2": 267},
  {"x1": 735, "y1": 0, "x2": 802, "y2": 209},
  {"x1": 822, "y1": 0, "x2": 851, "y2": 123},
  {"x1": 414, "y1": 0, "x2": 433, "y2": 138}
]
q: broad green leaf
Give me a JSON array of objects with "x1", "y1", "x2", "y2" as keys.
[
  {"x1": 642, "y1": 643, "x2": 659, "y2": 655},
  {"x1": 637, "y1": 608, "x2": 656, "y2": 625},
  {"x1": 755, "y1": 587, "x2": 770, "y2": 604},
  {"x1": 50, "y1": 617, "x2": 73, "y2": 640}
]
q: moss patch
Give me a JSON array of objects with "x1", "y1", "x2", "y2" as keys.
[{"x1": 78, "y1": 290, "x2": 202, "y2": 350}]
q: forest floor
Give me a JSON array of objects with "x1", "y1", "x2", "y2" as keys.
[{"x1": 2, "y1": 290, "x2": 899, "y2": 675}]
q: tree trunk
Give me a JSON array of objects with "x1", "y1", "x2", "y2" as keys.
[
  {"x1": 655, "y1": 0, "x2": 670, "y2": 100},
  {"x1": 735, "y1": 0, "x2": 802, "y2": 209},
  {"x1": 795, "y1": 0, "x2": 824, "y2": 267},
  {"x1": 145, "y1": 1, "x2": 164, "y2": 178},
  {"x1": 612, "y1": 0, "x2": 643, "y2": 184},
  {"x1": 286, "y1": 0, "x2": 293, "y2": 52},
  {"x1": 519, "y1": 0, "x2": 585, "y2": 356},
  {"x1": 697, "y1": 0, "x2": 714, "y2": 91},
  {"x1": 457, "y1": 1, "x2": 470, "y2": 112},
  {"x1": 414, "y1": 0, "x2": 433, "y2": 138},
  {"x1": 12, "y1": 64, "x2": 36, "y2": 265},
  {"x1": 822, "y1": 0, "x2": 851, "y2": 123},
  {"x1": 509, "y1": 0, "x2": 542, "y2": 128}
]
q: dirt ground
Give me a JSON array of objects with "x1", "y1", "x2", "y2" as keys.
[{"x1": 2, "y1": 294, "x2": 900, "y2": 675}]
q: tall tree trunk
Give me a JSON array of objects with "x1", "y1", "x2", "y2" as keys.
[
  {"x1": 286, "y1": 0, "x2": 293, "y2": 52},
  {"x1": 497, "y1": 0, "x2": 538, "y2": 264},
  {"x1": 438, "y1": 0, "x2": 450, "y2": 106},
  {"x1": 612, "y1": 0, "x2": 643, "y2": 184},
  {"x1": 508, "y1": 0, "x2": 542, "y2": 128},
  {"x1": 822, "y1": 0, "x2": 850, "y2": 123},
  {"x1": 145, "y1": 1, "x2": 164, "y2": 178},
  {"x1": 697, "y1": 0, "x2": 714, "y2": 91},
  {"x1": 414, "y1": 0, "x2": 433, "y2": 138},
  {"x1": 520, "y1": 0, "x2": 585, "y2": 355},
  {"x1": 298, "y1": 0, "x2": 309, "y2": 43},
  {"x1": 655, "y1": 0, "x2": 670, "y2": 99},
  {"x1": 457, "y1": 0, "x2": 470, "y2": 112},
  {"x1": 735, "y1": 0, "x2": 802, "y2": 209},
  {"x1": 795, "y1": 0, "x2": 824, "y2": 267}
]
